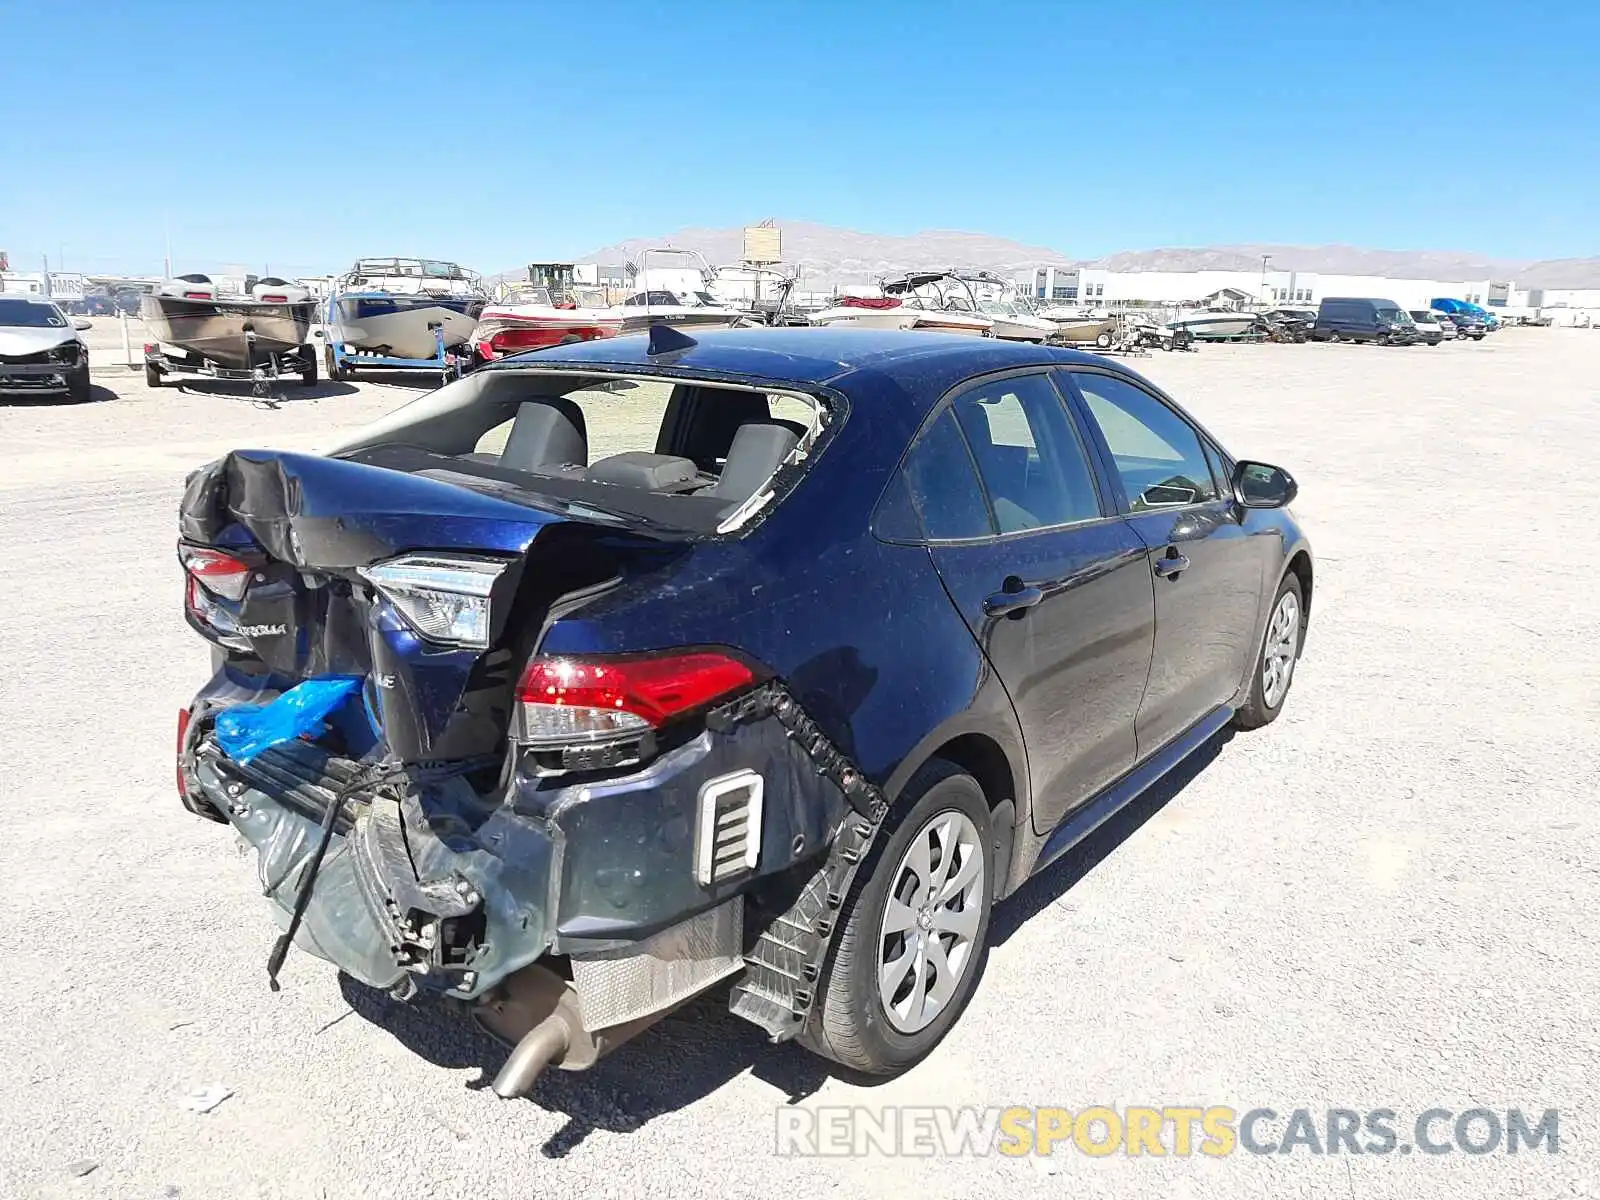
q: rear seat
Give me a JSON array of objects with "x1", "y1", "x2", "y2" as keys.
[{"x1": 470, "y1": 398, "x2": 804, "y2": 507}]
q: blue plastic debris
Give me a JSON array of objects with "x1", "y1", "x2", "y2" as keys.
[{"x1": 214, "y1": 677, "x2": 364, "y2": 764}]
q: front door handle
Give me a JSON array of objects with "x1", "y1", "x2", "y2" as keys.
[
  {"x1": 983, "y1": 584, "x2": 1044, "y2": 617},
  {"x1": 1152, "y1": 549, "x2": 1190, "y2": 579}
]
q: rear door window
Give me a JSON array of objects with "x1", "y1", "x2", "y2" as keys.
[
  {"x1": 876, "y1": 410, "x2": 994, "y2": 541},
  {"x1": 948, "y1": 372, "x2": 1102, "y2": 533}
]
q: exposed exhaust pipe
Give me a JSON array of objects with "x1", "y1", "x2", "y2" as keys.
[
  {"x1": 491, "y1": 1012, "x2": 573, "y2": 1099},
  {"x1": 476, "y1": 962, "x2": 672, "y2": 1099}
]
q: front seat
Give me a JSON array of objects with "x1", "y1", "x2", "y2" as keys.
[
  {"x1": 498, "y1": 398, "x2": 587, "y2": 473},
  {"x1": 704, "y1": 419, "x2": 805, "y2": 503}
]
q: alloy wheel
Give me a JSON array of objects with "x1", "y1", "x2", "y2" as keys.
[
  {"x1": 877, "y1": 810, "x2": 985, "y2": 1034},
  {"x1": 1261, "y1": 590, "x2": 1301, "y2": 708}
]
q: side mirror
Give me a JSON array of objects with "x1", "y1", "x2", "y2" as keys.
[
  {"x1": 73, "y1": 319, "x2": 93, "y2": 331},
  {"x1": 1233, "y1": 460, "x2": 1298, "y2": 508}
]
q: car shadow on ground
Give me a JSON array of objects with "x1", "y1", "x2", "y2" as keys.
[
  {"x1": 0, "y1": 384, "x2": 121, "y2": 407},
  {"x1": 166, "y1": 379, "x2": 361, "y2": 402},
  {"x1": 337, "y1": 727, "x2": 1232, "y2": 1156}
]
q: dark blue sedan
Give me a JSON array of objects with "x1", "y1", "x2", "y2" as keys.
[{"x1": 175, "y1": 327, "x2": 1312, "y2": 1089}]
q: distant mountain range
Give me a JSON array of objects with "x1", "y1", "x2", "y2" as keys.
[{"x1": 560, "y1": 221, "x2": 1599, "y2": 290}]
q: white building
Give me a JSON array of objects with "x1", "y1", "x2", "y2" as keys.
[{"x1": 1014, "y1": 264, "x2": 1526, "y2": 314}]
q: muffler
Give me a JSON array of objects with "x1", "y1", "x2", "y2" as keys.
[{"x1": 475, "y1": 963, "x2": 669, "y2": 1099}]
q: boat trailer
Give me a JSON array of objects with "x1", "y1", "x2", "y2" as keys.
[
  {"x1": 318, "y1": 321, "x2": 466, "y2": 386},
  {"x1": 145, "y1": 330, "x2": 318, "y2": 393}
]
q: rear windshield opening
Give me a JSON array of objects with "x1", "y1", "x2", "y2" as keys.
[{"x1": 331, "y1": 368, "x2": 832, "y2": 535}]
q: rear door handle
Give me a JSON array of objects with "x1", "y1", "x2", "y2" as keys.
[
  {"x1": 983, "y1": 585, "x2": 1044, "y2": 617},
  {"x1": 1152, "y1": 550, "x2": 1190, "y2": 579}
]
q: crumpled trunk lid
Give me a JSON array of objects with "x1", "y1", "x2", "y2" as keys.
[{"x1": 179, "y1": 449, "x2": 631, "y2": 761}]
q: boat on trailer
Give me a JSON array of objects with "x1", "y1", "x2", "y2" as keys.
[
  {"x1": 1165, "y1": 307, "x2": 1265, "y2": 340},
  {"x1": 607, "y1": 249, "x2": 749, "y2": 334},
  {"x1": 959, "y1": 272, "x2": 1058, "y2": 342},
  {"x1": 471, "y1": 268, "x2": 622, "y2": 362},
  {"x1": 141, "y1": 274, "x2": 318, "y2": 388},
  {"x1": 809, "y1": 272, "x2": 994, "y2": 336},
  {"x1": 1036, "y1": 303, "x2": 1120, "y2": 347},
  {"x1": 322, "y1": 258, "x2": 486, "y2": 380}
]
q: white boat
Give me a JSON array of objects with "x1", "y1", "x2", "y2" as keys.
[
  {"x1": 471, "y1": 283, "x2": 622, "y2": 361},
  {"x1": 1165, "y1": 308, "x2": 1264, "y2": 340},
  {"x1": 324, "y1": 258, "x2": 486, "y2": 361},
  {"x1": 807, "y1": 294, "x2": 926, "y2": 331},
  {"x1": 960, "y1": 275, "x2": 1057, "y2": 342},
  {"x1": 608, "y1": 248, "x2": 749, "y2": 334},
  {"x1": 1037, "y1": 304, "x2": 1120, "y2": 346},
  {"x1": 811, "y1": 273, "x2": 994, "y2": 336}
]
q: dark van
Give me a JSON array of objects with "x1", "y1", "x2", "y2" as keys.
[{"x1": 1314, "y1": 297, "x2": 1415, "y2": 345}]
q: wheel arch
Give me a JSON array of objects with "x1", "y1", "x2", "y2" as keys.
[
  {"x1": 1285, "y1": 547, "x2": 1313, "y2": 625},
  {"x1": 886, "y1": 725, "x2": 1025, "y2": 902}
]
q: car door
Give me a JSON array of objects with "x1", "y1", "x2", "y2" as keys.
[
  {"x1": 1060, "y1": 368, "x2": 1266, "y2": 757},
  {"x1": 895, "y1": 370, "x2": 1156, "y2": 836}
]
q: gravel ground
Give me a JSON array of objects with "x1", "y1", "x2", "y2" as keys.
[{"x1": 2, "y1": 324, "x2": 1595, "y2": 1199}]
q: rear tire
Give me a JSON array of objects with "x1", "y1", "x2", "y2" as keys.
[
  {"x1": 300, "y1": 348, "x2": 318, "y2": 387},
  {"x1": 1094, "y1": 330, "x2": 1114, "y2": 349},
  {"x1": 1233, "y1": 573, "x2": 1305, "y2": 730},
  {"x1": 798, "y1": 759, "x2": 994, "y2": 1076},
  {"x1": 1326, "y1": 330, "x2": 1340, "y2": 343}
]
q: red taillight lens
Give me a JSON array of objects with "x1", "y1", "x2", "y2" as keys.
[
  {"x1": 143, "y1": 342, "x2": 158, "y2": 355},
  {"x1": 261, "y1": 294, "x2": 288, "y2": 303},
  {"x1": 183, "y1": 291, "x2": 211, "y2": 300},
  {"x1": 515, "y1": 651, "x2": 755, "y2": 745},
  {"x1": 176, "y1": 707, "x2": 193, "y2": 798},
  {"x1": 179, "y1": 544, "x2": 252, "y2": 601}
]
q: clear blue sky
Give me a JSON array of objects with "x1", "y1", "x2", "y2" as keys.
[{"x1": 3, "y1": 0, "x2": 1596, "y2": 276}]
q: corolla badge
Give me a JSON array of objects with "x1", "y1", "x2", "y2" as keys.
[{"x1": 238, "y1": 623, "x2": 288, "y2": 637}]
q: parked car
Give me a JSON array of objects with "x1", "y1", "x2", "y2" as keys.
[
  {"x1": 1313, "y1": 297, "x2": 1417, "y2": 344},
  {"x1": 174, "y1": 328, "x2": 1312, "y2": 1089},
  {"x1": 0, "y1": 294, "x2": 92, "y2": 401},
  {"x1": 1433, "y1": 308, "x2": 1487, "y2": 340},
  {"x1": 1430, "y1": 297, "x2": 1499, "y2": 332},
  {"x1": 1264, "y1": 308, "x2": 1316, "y2": 341},
  {"x1": 1407, "y1": 311, "x2": 1446, "y2": 345}
]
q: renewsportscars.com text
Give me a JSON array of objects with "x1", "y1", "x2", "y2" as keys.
[{"x1": 774, "y1": 1105, "x2": 1560, "y2": 1158}]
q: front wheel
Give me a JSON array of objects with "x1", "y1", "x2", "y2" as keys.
[
  {"x1": 66, "y1": 367, "x2": 92, "y2": 402},
  {"x1": 1095, "y1": 330, "x2": 1114, "y2": 349},
  {"x1": 798, "y1": 760, "x2": 993, "y2": 1075},
  {"x1": 1233, "y1": 573, "x2": 1305, "y2": 730}
]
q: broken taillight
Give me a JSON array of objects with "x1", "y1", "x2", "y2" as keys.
[
  {"x1": 179, "y1": 544, "x2": 252, "y2": 601},
  {"x1": 514, "y1": 651, "x2": 755, "y2": 747}
]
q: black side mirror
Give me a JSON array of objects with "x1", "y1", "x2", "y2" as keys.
[{"x1": 1233, "y1": 460, "x2": 1298, "y2": 508}]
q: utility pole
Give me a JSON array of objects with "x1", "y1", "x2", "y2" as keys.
[
  {"x1": 1260, "y1": 254, "x2": 1272, "y2": 303},
  {"x1": 163, "y1": 211, "x2": 173, "y2": 278}
]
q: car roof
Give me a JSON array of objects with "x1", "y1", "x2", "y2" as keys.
[{"x1": 495, "y1": 326, "x2": 1126, "y2": 393}]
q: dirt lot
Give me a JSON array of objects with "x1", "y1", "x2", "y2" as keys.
[{"x1": 2, "y1": 325, "x2": 1595, "y2": 1199}]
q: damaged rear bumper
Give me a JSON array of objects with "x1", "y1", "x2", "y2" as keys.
[{"x1": 182, "y1": 670, "x2": 855, "y2": 1025}]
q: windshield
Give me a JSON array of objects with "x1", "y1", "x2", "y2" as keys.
[
  {"x1": 1408, "y1": 311, "x2": 1432, "y2": 322},
  {"x1": 979, "y1": 300, "x2": 1018, "y2": 317},
  {"x1": 0, "y1": 299, "x2": 66, "y2": 328},
  {"x1": 692, "y1": 291, "x2": 721, "y2": 307},
  {"x1": 509, "y1": 286, "x2": 554, "y2": 305},
  {"x1": 1375, "y1": 306, "x2": 1408, "y2": 323}
]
